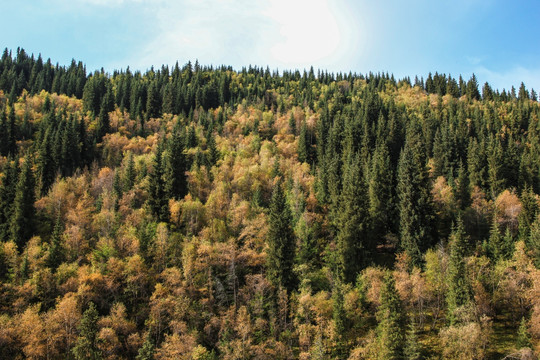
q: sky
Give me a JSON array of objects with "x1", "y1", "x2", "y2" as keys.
[{"x1": 1, "y1": 0, "x2": 540, "y2": 92}]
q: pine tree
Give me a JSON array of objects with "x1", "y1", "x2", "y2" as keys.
[
  {"x1": 446, "y1": 218, "x2": 472, "y2": 324},
  {"x1": 123, "y1": 151, "x2": 136, "y2": 192},
  {"x1": 376, "y1": 272, "x2": 405, "y2": 360},
  {"x1": 335, "y1": 153, "x2": 370, "y2": 282},
  {"x1": 404, "y1": 318, "x2": 422, "y2": 360},
  {"x1": 10, "y1": 156, "x2": 36, "y2": 250},
  {"x1": 397, "y1": 123, "x2": 434, "y2": 266},
  {"x1": 516, "y1": 316, "x2": 532, "y2": 349},
  {"x1": 266, "y1": 178, "x2": 296, "y2": 292},
  {"x1": 297, "y1": 119, "x2": 311, "y2": 164},
  {"x1": 164, "y1": 126, "x2": 188, "y2": 200},
  {"x1": 136, "y1": 332, "x2": 155, "y2": 360},
  {"x1": 0, "y1": 156, "x2": 18, "y2": 241},
  {"x1": 368, "y1": 143, "x2": 394, "y2": 240},
  {"x1": 466, "y1": 74, "x2": 480, "y2": 101},
  {"x1": 72, "y1": 302, "x2": 102, "y2": 360},
  {"x1": 147, "y1": 140, "x2": 168, "y2": 222},
  {"x1": 47, "y1": 214, "x2": 65, "y2": 270}
]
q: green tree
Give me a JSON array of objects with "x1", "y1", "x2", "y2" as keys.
[
  {"x1": 266, "y1": 178, "x2": 296, "y2": 292},
  {"x1": 123, "y1": 151, "x2": 136, "y2": 192},
  {"x1": 72, "y1": 302, "x2": 102, "y2": 360},
  {"x1": 446, "y1": 218, "x2": 472, "y2": 324},
  {"x1": 164, "y1": 125, "x2": 188, "y2": 200},
  {"x1": 335, "y1": 153, "x2": 370, "y2": 282},
  {"x1": 397, "y1": 123, "x2": 434, "y2": 266},
  {"x1": 47, "y1": 215, "x2": 65, "y2": 270},
  {"x1": 148, "y1": 140, "x2": 168, "y2": 222},
  {"x1": 516, "y1": 316, "x2": 532, "y2": 349},
  {"x1": 376, "y1": 272, "x2": 405, "y2": 360},
  {"x1": 10, "y1": 156, "x2": 36, "y2": 250}
]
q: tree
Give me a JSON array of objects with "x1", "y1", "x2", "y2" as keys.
[
  {"x1": 10, "y1": 156, "x2": 36, "y2": 250},
  {"x1": 404, "y1": 317, "x2": 422, "y2": 360},
  {"x1": 397, "y1": 123, "x2": 434, "y2": 266},
  {"x1": 47, "y1": 214, "x2": 65, "y2": 270},
  {"x1": 446, "y1": 218, "x2": 472, "y2": 325},
  {"x1": 164, "y1": 126, "x2": 187, "y2": 200},
  {"x1": 466, "y1": 74, "x2": 480, "y2": 101},
  {"x1": 376, "y1": 272, "x2": 405, "y2": 360},
  {"x1": 123, "y1": 151, "x2": 136, "y2": 192},
  {"x1": 0, "y1": 156, "x2": 18, "y2": 241},
  {"x1": 516, "y1": 316, "x2": 532, "y2": 349},
  {"x1": 266, "y1": 178, "x2": 296, "y2": 292},
  {"x1": 148, "y1": 140, "x2": 168, "y2": 222},
  {"x1": 72, "y1": 302, "x2": 102, "y2": 360},
  {"x1": 335, "y1": 152, "x2": 370, "y2": 282}
]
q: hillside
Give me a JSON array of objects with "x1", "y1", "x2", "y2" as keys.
[{"x1": 1, "y1": 48, "x2": 540, "y2": 359}]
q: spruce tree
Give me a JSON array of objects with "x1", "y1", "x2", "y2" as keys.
[
  {"x1": 123, "y1": 151, "x2": 136, "y2": 192},
  {"x1": 368, "y1": 144, "x2": 394, "y2": 241},
  {"x1": 404, "y1": 317, "x2": 422, "y2": 360},
  {"x1": 0, "y1": 156, "x2": 18, "y2": 241},
  {"x1": 516, "y1": 316, "x2": 532, "y2": 349},
  {"x1": 72, "y1": 302, "x2": 102, "y2": 360},
  {"x1": 376, "y1": 272, "x2": 405, "y2": 360},
  {"x1": 10, "y1": 156, "x2": 36, "y2": 250},
  {"x1": 164, "y1": 125, "x2": 188, "y2": 200},
  {"x1": 446, "y1": 218, "x2": 472, "y2": 324},
  {"x1": 397, "y1": 123, "x2": 434, "y2": 266},
  {"x1": 47, "y1": 215, "x2": 65, "y2": 270},
  {"x1": 266, "y1": 178, "x2": 296, "y2": 292},
  {"x1": 335, "y1": 152, "x2": 370, "y2": 282},
  {"x1": 147, "y1": 140, "x2": 168, "y2": 222}
]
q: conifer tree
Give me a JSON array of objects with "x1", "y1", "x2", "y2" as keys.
[
  {"x1": 376, "y1": 272, "x2": 405, "y2": 360},
  {"x1": 47, "y1": 214, "x2": 65, "y2": 270},
  {"x1": 369, "y1": 143, "x2": 394, "y2": 239},
  {"x1": 0, "y1": 156, "x2": 18, "y2": 241},
  {"x1": 148, "y1": 140, "x2": 168, "y2": 222},
  {"x1": 266, "y1": 178, "x2": 296, "y2": 292},
  {"x1": 123, "y1": 151, "x2": 136, "y2": 192},
  {"x1": 466, "y1": 74, "x2": 480, "y2": 100},
  {"x1": 335, "y1": 153, "x2": 370, "y2": 282},
  {"x1": 10, "y1": 156, "x2": 36, "y2": 250},
  {"x1": 164, "y1": 125, "x2": 187, "y2": 200},
  {"x1": 404, "y1": 318, "x2": 422, "y2": 360},
  {"x1": 72, "y1": 302, "x2": 102, "y2": 360},
  {"x1": 516, "y1": 316, "x2": 532, "y2": 349},
  {"x1": 397, "y1": 123, "x2": 434, "y2": 266},
  {"x1": 446, "y1": 218, "x2": 472, "y2": 324},
  {"x1": 297, "y1": 119, "x2": 311, "y2": 164}
]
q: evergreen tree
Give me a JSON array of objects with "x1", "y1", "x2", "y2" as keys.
[
  {"x1": 397, "y1": 124, "x2": 434, "y2": 266},
  {"x1": 72, "y1": 302, "x2": 102, "y2": 360},
  {"x1": 0, "y1": 156, "x2": 18, "y2": 241},
  {"x1": 446, "y1": 218, "x2": 472, "y2": 324},
  {"x1": 123, "y1": 151, "x2": 136, "y2": 192},
  {"x1": 404, "y1": 318, "x2": 422, "y2": 360},
  {"x1": 516, "y1": 317, "x2": 532, "y2": 349},
  {"x1": 369, "y1": 143, "x2": 394, "y2": 238},
  {"x1": 376, "y1": 272, "x2": 405, "y2": 360},
  {"x1": 147, "y1": 140, "x2": 168, "y2": 222},
  {"x1": 10, "y1": 156, "x2": 36, "y2": 250},
  {"x1": 335, "y1": 152, "x2": 370, "y2": 282},
  {"x1": 266, "y1": 178, "x2": 296, "y2": 292},
  {"x1": 47, "y1": 214, "x2": 65, "y2": 270},
  {"x1": 466, "y1": 74, "x2": 480, "y2": 101},
  {"x1": 164, "y1": 126, "x2": 188, "y2": 200}
]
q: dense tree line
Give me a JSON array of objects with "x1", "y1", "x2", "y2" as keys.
[{"x1": 0, "y1": 48, "x2": 540, "y2": 359}]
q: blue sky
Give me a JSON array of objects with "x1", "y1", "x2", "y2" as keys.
[{"x1": 2, "y1": 0, "x2": 539, "y2": 91}]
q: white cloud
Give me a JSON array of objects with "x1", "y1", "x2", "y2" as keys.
[
  {"x1": 474, "y1": 65, "x2": 540, "y2": 92},
  {"x1": 113, "y1": 0, "x2": 356, "y2": 72},
  {"x1": 264, "y1": 0, "x2": 341, "y2": 67}
]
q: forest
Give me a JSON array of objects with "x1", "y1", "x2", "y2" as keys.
[{"x1": 0, "y1": 47, "x2": 540, "y2": 359}]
